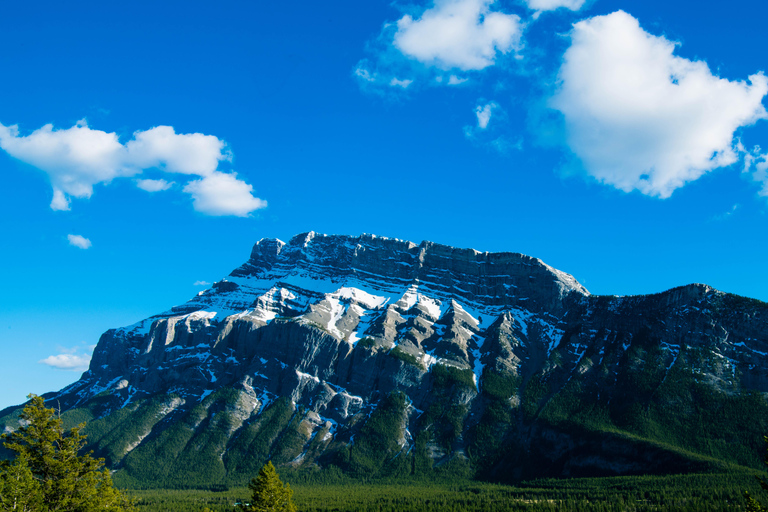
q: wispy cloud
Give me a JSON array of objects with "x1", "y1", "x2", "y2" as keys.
[
  {"x1": 523, "y1": 0, "x2": 586, "y2": 17},
  {"x1": 549, "y1": 11, "x2": 768, "y2": 198},
  {"x1": 67, "y1": 234, "x2": 92, "y2": 249},
  {"x1": 389, "y1": 77, "x2": 413, "y2": 88},
  {"x1": 136, "y1": 178, "x2": 173, "y2": 192},
  {"x1": 193, "y1": 280, "x2": 211, "y2": 286},
  {"x1": 744, "y1": 145, "x2": 768, "y2": 196},
  {"x1": 39, "y1": 344, "x2": 93, "y2": 372},
  {"x1": 710, "y1": 204, "x2": 740, "y2": 222},
  {"x1": 39, "y1": 354, "x2": 91, "y2": 371},
  {"x1": 447, "y1": 75, "x2": 469, "y2": 85},
  {"x1": 0, "y1": 121, "x2": 267, "y2": 216}
]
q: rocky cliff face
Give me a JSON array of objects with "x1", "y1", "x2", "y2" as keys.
[{"x1": 3, "y1": 232, "x2": 767, "y2": 486}]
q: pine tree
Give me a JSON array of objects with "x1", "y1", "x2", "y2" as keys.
[
  {"x1": 236, "y1": 461, "x2": 296, "y2": 512},
  {"x1": 0, "y1": 394, "x2": 133, "y2": 511},
  {"x1": 745, "y1": 436, "x2": 768, "y2": 511},
  {"x1": 0, "y1": 452, "x2": 43, "y2": 512}
]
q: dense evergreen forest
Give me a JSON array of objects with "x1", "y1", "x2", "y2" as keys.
[{"x1": 128, "y1": 471, "x2": 768, "y2": 511}]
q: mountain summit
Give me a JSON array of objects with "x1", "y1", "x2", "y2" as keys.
[{"x1": 3, "y1": 232, "x2": 767, "y2": 486}]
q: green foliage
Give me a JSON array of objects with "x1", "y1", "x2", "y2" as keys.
[
  {"x1": 357, "y1": 337, "x2": 376, "y2": 349},
  {"x1": 224, "y1": 397, "x2": 295, "y2": 484},
  {"x1": 0, "y1": 452, "x2": 43, "y2": 511},
  {"x1": 388, "y1": 346, "x2": 423, "y2": 368},
  {"x1": 0, "y1": 394, "x2": 133, "y2": 511},
  {"x1": 744, "y1": 436, "x2": 768, "y2": 511},
  {"x1": 432, "y1": 364, "x2": 476, "y2": 391},
  {"x1": 108, "y1": 391, "x2": 299, "y2": 490},
  {"x1": 482, "y1": 370, "x2": 520, "y2": 401},
  {"x1": 270, "y1": 409, "x2": 310, "y2": 465},
  {"x1": 83, "y1": 394, "x2": 181, "y2": 467},
  {"x1": 416, "y1": 364, "x2": 477, "y2": 456},
  {"x1": 522, "y1": 373, "x2": 549, "y2": 420},
  {"x1": 128, "y1": 471, "x2": 766, "y2": 511},
  {"x1": 236, "y1": 461, "x2": 296, "y2": 512},
  {"x1": 348, "y1": 391, "x2": 408, "y2": 477},
  {"x1": 466, "y1": 371, "x2": 522, "y2": 471}
]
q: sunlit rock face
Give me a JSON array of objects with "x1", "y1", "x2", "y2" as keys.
[{"x1": 8, "y1": 232, "x2": 768, "y2": 486}]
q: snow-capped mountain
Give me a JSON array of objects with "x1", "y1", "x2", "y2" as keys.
[{"x1": 3, "y1": 232, "x2": 767, "y2": 486}]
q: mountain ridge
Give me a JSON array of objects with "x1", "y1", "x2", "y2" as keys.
[{"x1": 2, "y1": 232, "x2": 767, "y2": 487}]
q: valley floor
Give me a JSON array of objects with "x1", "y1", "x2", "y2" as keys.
[{"x1": 128, "y1": 471, "x2": 766, "y2": 511}]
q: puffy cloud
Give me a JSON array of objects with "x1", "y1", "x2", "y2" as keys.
[
  {"x1": 524, "y1": 0, "x2": 585, "y2": 14},
  {"x1": 393, "y1": 0, "x2": 523, "y2": 71},
  {"x1": 136, "y1": 178, "x2": 173, "y2": 192},
  {"x1": 355, "y1": 0, "x2": 522, "y2": 91},
  {"x1": 0, "y1": 120, "x2": 127, "y2": 211},
  {"x1": 475, "y1": 102, "x2": 498, "y2": 129},
  {"x1": 39, "y1": 353, "x2": 91, "y2": 371},
  {"x1": 125, "y1": 125, "x2": 230, "y2": 176},
  {"x1": 183, "y1": 171, "x2": 268, "y2": 217},
  {"x1": 550, "y1": 11, "x2": 768, "y2": 198},
  {"x1": 67, "y1": 234, "x2": 92, "y2": 249},
  {"x1": 0, "y1": 120, "x2": 266, "y2": 216}
]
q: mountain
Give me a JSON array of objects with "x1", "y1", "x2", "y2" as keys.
[{"x1": 3, "y1": 232, "x2": 768, "y2": 488}]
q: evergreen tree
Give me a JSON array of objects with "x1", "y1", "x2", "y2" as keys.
[
  {"x1": 0, "y1": 394, "x2": 133, "y2": 511},
  {"x1": 745, "y1": 436, "x2": 768, "y2": 511},
  {"x1": 236, "y1": 461, "x2": 296, "y2": 512},
  {"x1": 0, "y1": 452, "x2": 43, "y2": 512}
]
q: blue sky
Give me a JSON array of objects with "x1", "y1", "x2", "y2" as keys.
[{"x1": 1, "y1": 0, "x2": 767, "y2": 409}]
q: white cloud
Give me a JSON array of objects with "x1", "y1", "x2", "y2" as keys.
[
  {"x1": 393, "y1": 0, "x2": 523, "y2": 71},
  {"x1": 183, "y1": 171, "x2": 268, "y2": 217},
  {"x1": 550, "y1": 11, "x2": 768, "y2": 198},
  {"x1": 0, "y1": 120, "x2": 127, "y2": 210},
  {"x1": 67, "y1": 234, "x2": 92, "y2": 249},
  {"x1": 51, "y1": 189, "x2": 70, "y2": 211},
  {"x1": 464, "y1": 101, "x2": 516, "y2": 153},
  {"x1": 125, "y1": 125, "x2": 230, "y2": 176},
  {"x1": 475, "y1": 102, "x2": 498, "y2": 129},
  {"x1": 136, "y1": 178, "x2": 173, "y2": 192},
  {"x1": 745, "y1": 146, "x2": 768, "y2": 196},
  {"x1": 448, "y1": 75, "x2": 469, "y2": 85},
  {"x1": 39, "y1": 353, "x2": 91, "y2": 371},
  {"x1": 389, "y1": 77, "x2": 414, "y2": 88},
  {"x1": 524, "y1": 0, "x2": 586, "y2": 14},
  {"x1": 0, "y1": 120, "x2": 266, "y2": 216},
  {"x1": 193, "y1": 280, "x2": 211, "y2": 286},
  {"x1": 354, "y1": 67, "x2": 377, "y2": 83}
]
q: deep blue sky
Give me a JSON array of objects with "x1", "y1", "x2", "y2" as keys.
[{"x1": 1, "y1": 0, "x2": 767, "y2": 409}]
